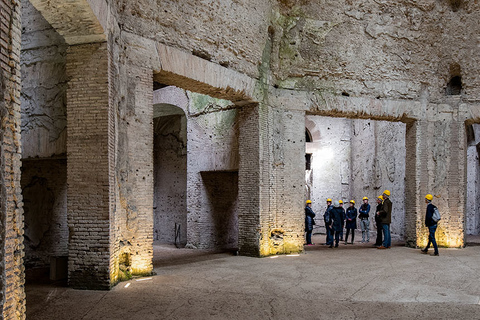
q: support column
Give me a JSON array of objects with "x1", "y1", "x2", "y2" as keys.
[
  {"x1": 66, "y1": 42, "x2": 113, "y2": 289},
  {"x1": 238, "y1": 103, "x2": 304, "y2": 256},
  {"x1": 115, "y1": 63, "x2": 154, "y2": 277},
  {"x1": 405, "y1": 110, "x2": 466, "y2": 248},
  {"x1": 0, "y1": 0, "x2": 25, "y2": 317}
]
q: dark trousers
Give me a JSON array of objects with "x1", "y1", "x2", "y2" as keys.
[
  {"x1": 425, "y1": 225, "x2": 438, "y2": 254},
  {"x1": 345, "y1": 228, "x2": 355, "y2": 243},
  {"x1": 334, "y1": 230, "x2": 341, "y2": 247},
  {"x1": 326, "y1": 226, "x2": 333, "y2": 245},
  {"x1": 375, "y1": 224, "x2": 383, "y2": 246},
  {"x1": 306, "y1": 230, "x2": 313, "y2": 244}
]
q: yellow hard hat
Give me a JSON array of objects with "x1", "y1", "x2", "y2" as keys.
[
  {"x1": 425, "y1": 194, "x2": 433, "y2": 201},
  {"x1": 327, "y1": 198, "x2": 332, "y2": 202},
  {"x1": 306, "y1": 200, "x2": 312, "y2": 204},
  {"x1": 350, "y1": 200, "x2": 355, "y2": 204},
  {"x1": 377, "y1": 195, "x2": 384, "y2": 200},
  {"x1": 362, "y1": 196, "x2": 368, "y2": 200},
  {"x1": 338, "y1": 200, "x2": 343, "y2": 204},
  {"x1": 383, "y1": 190, "x2": 391, "y2": 196}
]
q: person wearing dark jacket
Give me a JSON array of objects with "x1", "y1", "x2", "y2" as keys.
[
  {"x1": 305, "y1": 200, "x2": 316, "y2": 245},
  {"x1": 339, "y1": 200, "x2": 346, "y2": 241},
  {"x1": 344, "y1": 200, "x2": 357, "y2": 244},
  {"x1": 374, "y1": 195, "x2": 384, "y2": 247},
  {"x1": 324, "y1": 198, "x2": 334, "y2": 246},
  {"x1": 377, "y1": 190, "x2": 392, "y2": 249},
  {"x1": 359, "y1": 197, "x2": 371, "y2": 243},
  {"x1": 329, "y1": 201, "x2": 345, "y2": 248},
  {"x1": 421, "y1": 194, "x2": 439, "y2": 256}
]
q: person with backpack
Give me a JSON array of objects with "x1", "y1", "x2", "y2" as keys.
[
  {"x1": 421, "y1": 194, "x2": 439, "y2": 256},
  {"x1": 329, "y1": 201, "x2": 345, "y2": 248}
]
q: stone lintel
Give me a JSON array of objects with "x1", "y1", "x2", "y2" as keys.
[{"x1": 154, "y1": 43, "x2": 256, "y2": 105}]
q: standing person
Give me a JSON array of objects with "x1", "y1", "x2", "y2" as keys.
[
  {"x1": 330, "y1": 201, "x2": 345, "y2": 248},
  {"x1": 339, "y1": 200, "x2": 345, "y2": 241},
  {"x1": 421, "y1": 194, "x2": 439, "y2": 256},
  {"x1": 359, "y1": 197, "x2": 371, "y2": 243},
  {"x1": 305, "y1": 200, "x2": 316, "y2": 245},
  {"x1": 377, "y1": 190, "x2": 392, "y2": 249},
  {"x1": 374, "y1": 195, "x2": 384, "y2": 247},
  {"x1": 345, "y1": 200, "x2": 357, "y2": 244},
  {"x1": 324, "y1": 198, "x2": 334, "y2": 246}
]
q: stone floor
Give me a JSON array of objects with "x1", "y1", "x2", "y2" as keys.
[{"x1": 26, "y1": 235, "x2": 480, "y2": 319}]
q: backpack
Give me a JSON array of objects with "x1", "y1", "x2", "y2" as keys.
[{"x1": 432, "y1": 206, "x2": 441, "y2": 223}]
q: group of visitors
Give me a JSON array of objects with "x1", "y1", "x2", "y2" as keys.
[{"x1": 305, "y1": 191, "x2": 439, "y2": 255}]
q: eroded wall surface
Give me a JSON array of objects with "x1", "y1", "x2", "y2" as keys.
[{"x1": 466, "y1": 124, "x2": 480, "y2": 235}]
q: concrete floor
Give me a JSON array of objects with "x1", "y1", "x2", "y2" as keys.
[{"x1": 26, "y1": 234, "x2": 480, "y2": 320}]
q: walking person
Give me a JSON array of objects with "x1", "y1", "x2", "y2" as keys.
[
  {"x1": 329, "y1": 201, "x2": 345, "y2": 248},
  {"x1": 374, "y1": 195, "x2": 384, "y2": 247},
  {"x1": 305, "y1": 200, "x2": 316, "y2": 245},
  {"x1": 421, "y1": 194, "x2": 439, "y2": 256},
  {"x1": 339, "y1": 200, "x2": 345, "y2": 241},
  {"x1": 324, "y1": 198, "x2": 334, "y2": 246},
  {"x1": 345, "y1": 200, "x2": 357, "y2": 244},
  {"x1": 377, "y1": 190, "x2": 392, "y2": 249},
  {"x1": 359, "y1": 197, "x2": 371, "y2": 243}
]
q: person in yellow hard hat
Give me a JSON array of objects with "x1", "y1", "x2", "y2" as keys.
[
  {"x1": 359, "y1": 197, "x2": 371, "y2": 243},
  {"x1": 305, "y1": 200, "x2": 316, "y2": 246},
  {"x1": 324, "y1": 198, "x2": 334, "y2": 246},
  {"x1": 338, "y1": 200, "x2": 345, "y2": 241},
  {"x1": 421, "y1": 194, "x2": 439, "y2": 256},
  {"x1": 377, "y1": 190, "x2": 392, "y2": 249},
  {"x1": 345, "y1": 200, "x2": 357, "y2": 245},
  {"x1": 374, "y1": 195, "x2": 384, "y2": 247}
]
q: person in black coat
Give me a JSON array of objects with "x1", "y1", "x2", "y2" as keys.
[
  {"x1": 374, "y1": 195, "x2": 384, "y2": 247},
  {"x1": 305, "y1": 200, "x2": 316, "y2": 245},
  {"x1": 345, "y1": 200, "x2": 358, "y2": 244},
  {"x1": 329, "y1": 201, "x2": 345, "y2": 248},
  {"x1": 421, "y1": 194, "x2": 439, "y2": 256}
]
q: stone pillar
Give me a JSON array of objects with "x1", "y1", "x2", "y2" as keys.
[
  {"x1": 66, "y1": 42, "x2": 113, "y2": 289},
  {"x1": 0, "y1": 0, "x2": 26, "y2": 318},
  {"x1": 405, "y1": 107, "x2": 466, "y2": 248},
  {"x1": 238, "y1": 104, "x2": 304, "y2": 256},
  {"x1": 115, "y1": 63, "x2": 154, "y2": 277}
]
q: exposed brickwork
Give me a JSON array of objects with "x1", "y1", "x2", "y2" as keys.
[
  {"x1": 0, "y1": 0, "x2": 26, "y2": 318},
  {"x1": 66, "y1": 42, "x2": 111, "y2": 289}
]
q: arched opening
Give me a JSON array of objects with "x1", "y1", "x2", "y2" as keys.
[
  {"x1": 20, "y1": 0, "x2": 68, "y2": 286},
  {"x1": 446, "y1": 76, "x2": 462, "y2": 95},
  {"x1": 305, "y1": 115, "x2": 406, "y2": 246},
  {"x1": 153, "y1": 103, "x2": 187, "y2": 246},
  {"x1": 466, "y1": 124, "x2": 480, "y2": 237}
]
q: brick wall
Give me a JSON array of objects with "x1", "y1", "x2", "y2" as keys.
[
  {"x1": 66, "y1": 42, "x2": 111, "y2": 289},
  {"x1": 0, "y1": 0, "x2": 26, "y2": 318}
]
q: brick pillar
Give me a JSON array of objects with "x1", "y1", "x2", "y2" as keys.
[
  {"x1": 405, "y1": 115, "x2": 466, "y2": 248},
  {"x1": 66, "y1": 42, "x2": 113, "y2": 289},
  {"x1": 238, "y1": 104, "x2": 304, "y2": 257},
  {"x1": 0, "y1": 0, "x2": 26, "y2": 318}
]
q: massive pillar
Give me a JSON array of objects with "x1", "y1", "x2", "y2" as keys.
[
  {"x1": 0, "y1": 0, "x2": 26, "y2": 317},
  {"x1": 66, "y1": 42, "x2": 114, "y2": 289},
  {"x1": 238, "y1": 103, "x2": 304, "y2": 256},
  {"x1": 405, "y1": 103, "x2": 466, "y2": 248}
]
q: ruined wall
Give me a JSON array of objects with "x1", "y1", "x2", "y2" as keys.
[
  {"x1": 115, "y1": 0, "x2": 272, "y2": 79},
  {"x1": 351, "y1": 120, "x2": 406, "y2": 236},
  {"x1": 21, "y1": 0, "x2": 66, "y2": 159},
  {"x1": 153, "y1": 114, "x2": 187, "y2": 245},
  {"x1": 271, "y1": 1, "x2": 480, "y2": 101},
  {"x1": 186, "y1": 92, "x2": 240, "y2": 250},
  {"x1": 0, "y1": 0, "x2": 26, "y2": 317},
  {"x1": 21, "y1": 159, "x2": 67, "y2": 268}
]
